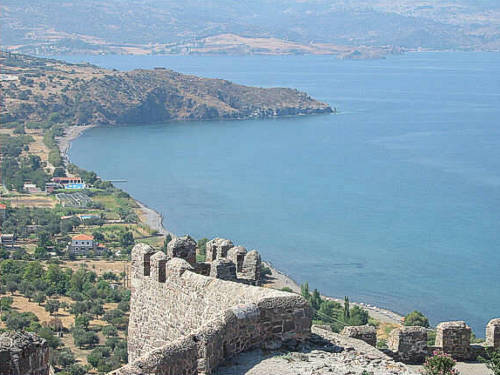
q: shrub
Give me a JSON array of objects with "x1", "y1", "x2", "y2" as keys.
[
  {"x1": 404, "y1": 310, "x2": 430, "y2": 328},
  {"x1": 479, "y1": 348, "x2": 500, "y2": 375},
  {"x1": 423, "y1": 350, "x2": 459, "y2": 375}
]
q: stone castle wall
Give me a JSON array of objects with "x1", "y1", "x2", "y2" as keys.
[
  {"x1": 0, "y1": 332, "x2": 49, "y2": 375},
  {"x1": 118, "y1": 243, "x2": 312, "y2": 375}
]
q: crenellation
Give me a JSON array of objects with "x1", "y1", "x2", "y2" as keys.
[
  {"x1": 486, "y1": 318, "x2": 500, "y2": 348},
  {"x1": 240, "y1": 250, "x2": 262, "y2": 285},
  {"x1": 167, "y1": 235, "x2": 197, "y2": 264},
  {"x1": 205, "y1": 238, "x2": 234, "y2": 262},
  {"x1": 435, "y1": 321, "x2": 471, "y2": 360},
  {"x1": 151, "y1": 251, "x2": 168, "y2": 283},
  {"x1": 340, "y1": 325, "x2": 377, "y2": 347},
  {"x1": 118, "y1": 242, "x2": 500, "y2": 374},
  {"x1": 131, "y1": 243, "x2": 156, "y2": 279},
  {"x1": 210, "y1": 258, "x2": 237, "y2": 281},
  {"x1": 388, "y1": 326, "x2": 428, "y2": 364},
  {"x1": 227, "y1": 246, "x2": 247, "y2": 272},
  {"x1": 124, "y1": 242, "x2": 312, "y2": 374}
]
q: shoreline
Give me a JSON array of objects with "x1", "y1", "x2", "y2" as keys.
[{"x1": 57, "y1": 124, "x2": 404, "y2": 326}]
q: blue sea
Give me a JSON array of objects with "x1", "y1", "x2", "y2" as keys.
[{"x1": 64, "y1": 53, "x2": 500, "y2": 335}]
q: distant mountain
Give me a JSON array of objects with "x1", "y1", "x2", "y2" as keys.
[
  {"x1": 1, "y1": 0, "x2": 499, "y2": 55},
  {"x1": 0, "y1": 52, "x2": 332, "y2": 126}
]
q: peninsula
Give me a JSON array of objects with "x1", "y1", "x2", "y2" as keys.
[{"x1": 0, "y1": 51, "x2": 332, "y2": 127}]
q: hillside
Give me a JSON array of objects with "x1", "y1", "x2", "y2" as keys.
[
  {"x1": 0, "y1": 52, "x2": 332, "y2": 126},
  {"x1": 1, "y1": 0, "x2": 499, "y2": 56}
]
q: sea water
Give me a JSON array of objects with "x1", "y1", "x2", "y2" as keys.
[{"x1": 65, "y1": 53, "x2": 500, "y2": 334}]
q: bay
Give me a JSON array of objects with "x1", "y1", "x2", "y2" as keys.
[{"x1": 64, "y1": 52, "x2": 500, "y2": 334}]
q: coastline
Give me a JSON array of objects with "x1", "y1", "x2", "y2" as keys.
[{"x1": 57, "y1": 124, "x2": 404, "y2": 326}]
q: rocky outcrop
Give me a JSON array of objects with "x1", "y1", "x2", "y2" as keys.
[{"x1": 0, "y1": 331, "x2": 50, "y2": 375}]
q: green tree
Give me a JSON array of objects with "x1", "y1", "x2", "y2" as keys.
[
  {"x1": 45, "y1": 299, "x2": 60, "y2": 316},
  {"x1": 479, "y1": 348, "x2": 500, "y2": 375},
  {"x1": 300, "y1": 282, "x2": 310, "y2": 300},
  {"x1": 54, "y1": 348, "x2": 76, "y2": 367},
  {"x1": 343, "y1": 296, "x2": 350, "y2": 322},
  {"x1": 311, "y1": 289, "x2": 321, "y2": 310},
  {"x1": 102, "y1": 325, "x2": 118, "y2": 338},
  {"x1": 67, "y1": 364, "x2": 87, "y2": 375},
  {"x1": 73, "y1": 329, "x2": 98, "y2": 349},
  {"x1": 23, "y1": 261, "x2": 44, "y2": 282},
  {"x1": 404, "y1": 310, "x2": 430, "y2": 328},
  {"x1": 74, "y1": 314, "x2": 91, "y2": 330},
  {"x1": 120, "y1": 231, "x2": 134, "y2": 248},
  {"x1": 7, "y1": 280, "x2": 18, "y2": 295},
  {"x1": 88, "y1": 346, "x2": 111, "y2": 368},
  {"x1": 34, "y1": 246, "x2": 48, "y2": 260},
  {"x1": 0, "y1": 296, "x2": 14, "y2": 311},
  {"x1": 34, "y1": 292, "x2": 47, "y2": 306},
  {"x1": 37, "y1": 327, "x2": 61, "y2": 349}
]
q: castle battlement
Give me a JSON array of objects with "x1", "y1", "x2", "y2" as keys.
[{"x1": 113, "y1": 242, "x2": 312, "y2": 375}]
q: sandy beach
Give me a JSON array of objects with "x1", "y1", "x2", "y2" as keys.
[{"x1": 57, "y1": 124, "x2": 96, "y2": 162}]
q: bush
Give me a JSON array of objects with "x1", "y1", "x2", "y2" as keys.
[
  {"x1": 424, "y1": 351, "x2": 459, "y2": 375},
  {"x1": 479, "y1": 348, "x2": 500, "y2": 375},
  {"x1": 404, "y1": 310, "x2": 430, "y2": 328}
]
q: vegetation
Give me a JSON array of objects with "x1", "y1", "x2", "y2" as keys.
[
  {"x1": 423, "y1": 351, "x2": 459, "y2": 375},
  {"x1": 479, "y1": 348, "x2": 500, "y2": 375},
  {"x1": 0, "y1": 260, "x2": 130, "y2": 372},
  {"x1": 300, "y1": 283, "x2": 369, "y2": 332},
  {"x1": 404, "y1": 310, "x2": 430, "y2": 328}
]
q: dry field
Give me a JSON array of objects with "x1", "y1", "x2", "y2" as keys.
[
  {"x1": 4, "y1": 194, "x2": 57, "y2": 208},
  {"x1": 60, "y1": 259, "x2": 130, "y2": 278}
]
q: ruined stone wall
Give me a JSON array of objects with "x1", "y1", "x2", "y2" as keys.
[
  {"x1": 124, "y1": 243, "x2": 312, "y2": 374},
  {"x1": 0, "y1": 332, "x2": 49, "y2": 375}
]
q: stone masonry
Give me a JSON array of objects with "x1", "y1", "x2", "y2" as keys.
[
  {"x1": 210, "y1": 258, "x2": 237, "y2": 281},
  {"x1": 486, "y1": 318, "x2": 500, "y2": 348},
  {"x1": 227, "y1": 246, "x2": 247, "y2": 272},
  {"x1": 340, "y1": 325, "x2": 377, "y2": 347},
  {"x1": 205, "y1": 238, "x2": 234, "y2": 262},
  {"x1": 167, "y1": 235, "x2": 196, "y2": 264},
  {"x1": 0, "y1": 331, "x2": 50, "y2": 375},
  {"x1": 435, "y1": 321, "x2": 471, "y2": 360},
  {"x1": 388, "y1": 326, "x2": 428, "y2": 364},
  {"x1": 116, "y1": 243, "x2": 313, "y2": 375}
]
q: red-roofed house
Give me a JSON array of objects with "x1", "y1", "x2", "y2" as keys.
[{"x1": 69, "y1": 234, "x2": 96, "y2": 255}]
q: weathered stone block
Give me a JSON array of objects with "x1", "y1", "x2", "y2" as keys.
[
  {"x1": 340, "y1": 325, "x2": 377, "y2": 346},
  {"x1": 150, "y1": 251, "x2": 168, "y2": 282},
  {"x1": 205, "y1": 238, "x2": 234, "y2": 262},
  {"x1": 167, "y1": 235, "x2": 196, "y2": 264},
  {"x1": 240, "y1": 250, "x2": 262, "y2": 285},
  {"x1": 486, "y1": 318, "x2": 500, "y2": 348},
  {"x1": 227, "y1": 246, "x2": 247, "y2": 272},
  {"x1": 0, "y1": 332, "x2": 49, "y2": 375},
  {"x1": 210, "y1": 259, "x2": 237, "y2": 281},
  {"x1": 131, "y1": 243, "x2": 156, "y2": 278},
  {"x1": 435, "y1": 321, "x2": 471, "y2": 360},
  {"x1": 388, "y1": 326, "x2": 428, "y2": 364}
]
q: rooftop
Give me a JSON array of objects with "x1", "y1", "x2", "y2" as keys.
[{"x1": 72, "y1": 234, "x2": 94, "y2": 241}]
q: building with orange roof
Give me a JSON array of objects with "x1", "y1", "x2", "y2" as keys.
[
  {"x1": 68, "y1": 234, "x2": 96, "y2": 255},
  {"x1": 68, "y1": 234, "x2": 107, "y2": 256}
]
